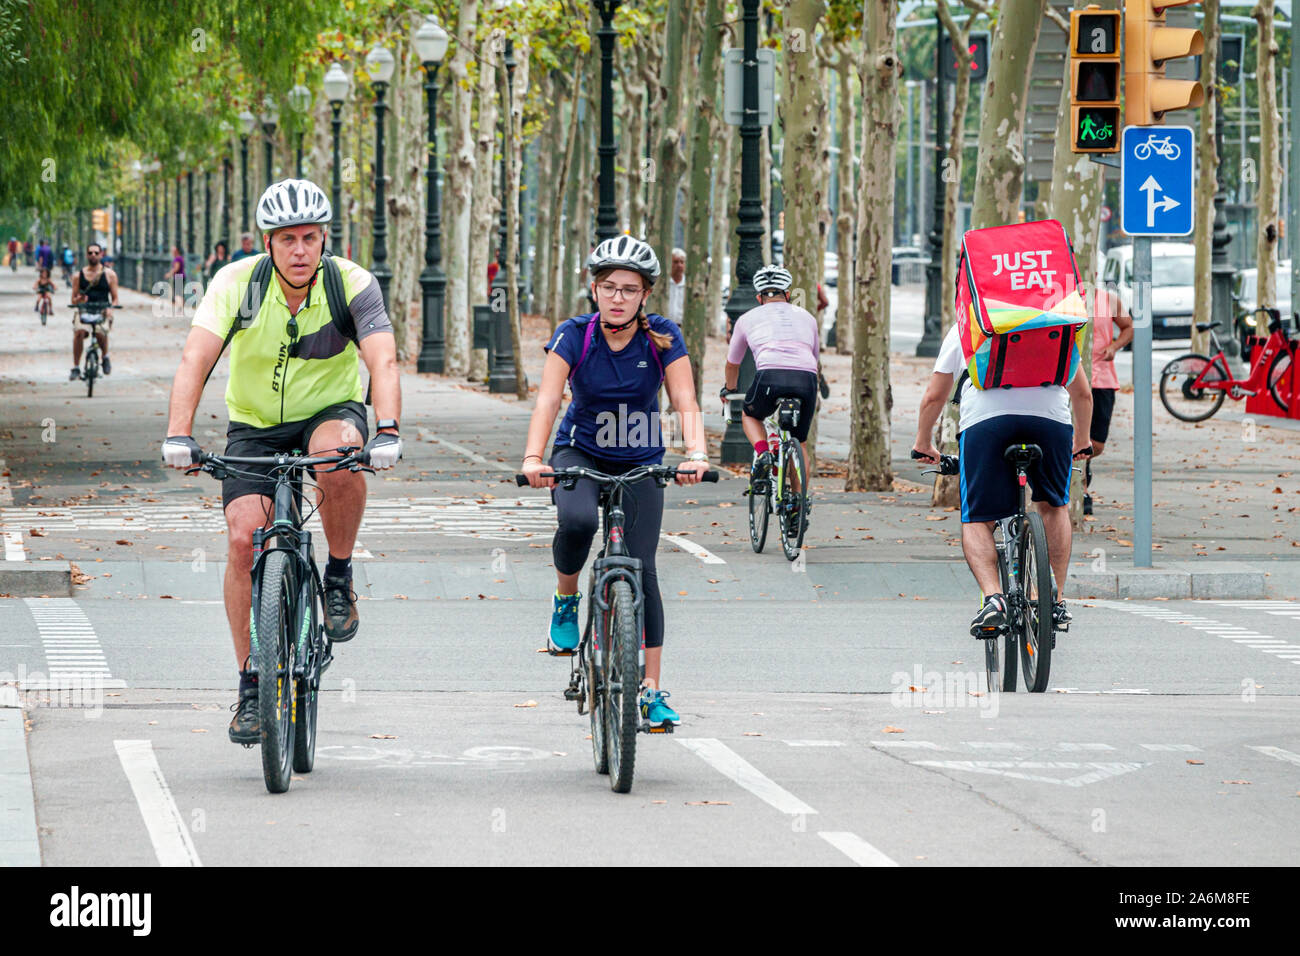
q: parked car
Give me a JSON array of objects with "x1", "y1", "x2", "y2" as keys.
[
  {"x1": 1101, "y1": 242, "x2": 1196, "y2": 340},
  {"x1": 1234, "y1": 264, "x2": 1292, "y2": 353}
]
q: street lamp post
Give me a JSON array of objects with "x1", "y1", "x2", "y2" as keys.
[
  {"x1": 1212, "y1": 79, "x2": 1237, "y2": 359},
  {"x1": 288, "y1": 84, "x2": 312, "y2": 178},
  {"x1": 185, "y1": 166, "x2": 195, "y2": 263},
  {"x1": 366, "y1": 45, "x2": 396, "y2": 312},
  {"x1": 261, "y1": 95, "x2": 280, "y2": 190},
  {"x1": 239, "y1": 110, "x2": 255, "y2": 232},
  {"x1": 414, "y1": 15, "x2": 450, "y2": 374},
  {"x1": 489, "y1": 34, "x2": 520, "y2": 393},
  {"x1": 592, "y1": 0, "x2": 622, "y2": 243},
  {"x1": 721, "y1": 0, "x2": 767, "y2": 464},
  {"x1": 917, "y1": 21, "x2": 948, "y2": 358},
  {"x1": 323, "y1": 63, "x2": 351, "y2": 258},
  {"x1": 203, "y1": 168, "x2": 211, "y2": 275}
]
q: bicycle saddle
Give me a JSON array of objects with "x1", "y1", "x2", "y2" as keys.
[
  {"x1": 1195, "y1": 321, "x2": 1220, "y2": 333},
  {"x1": 1003, "y1": 443, "x2": 1042, "y2": 467}
]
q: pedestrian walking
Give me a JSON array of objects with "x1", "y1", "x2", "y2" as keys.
[{"x1": 1084, "y1": 279, "x2": 1134, "y2": 515}]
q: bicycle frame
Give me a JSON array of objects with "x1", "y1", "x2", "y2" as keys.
[
  {"x1": 1193, "y1": 318, "x2": 1294, "y2": 397},
  {"x1": 249, "y1": 476, "x2": 320, "y2": 682}
]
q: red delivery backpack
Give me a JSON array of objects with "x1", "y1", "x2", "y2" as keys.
[{"x1": 955, "y1": 219, "x2": 1090, "y2": 389}]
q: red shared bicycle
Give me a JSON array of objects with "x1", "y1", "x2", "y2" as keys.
[{"x1": 1159, "y1": 308, "x2": 1296, "y2": 422}]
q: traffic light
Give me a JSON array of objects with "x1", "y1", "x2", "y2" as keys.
[
  {"x1": 1069, "y1": 6, "x2": 1121, "y2": 153},
  {"x1": 91, "y1": 208, "x2": 109, "y2": 232},
  {"x1": 1124, "y1": 0, "x2": 1205, "y2": 126},
  {"x1": 940, "y1": 32, "x2": 989, "y2": 83}
]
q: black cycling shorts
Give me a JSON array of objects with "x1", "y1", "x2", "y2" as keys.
[
  {"x1": 743, "y1": 369, "x2": 819, "y2": 442},
  {"x1": 1090, "y1": 388, "x2": 1117, "y2": 445},
  {"x1": 221, "y1": 401, "x2": 368, "y2": 510},
  {"x1": 957, "y1": 414, "x2": 1072, "y2": 523}
]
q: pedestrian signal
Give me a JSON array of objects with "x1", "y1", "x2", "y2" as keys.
[
  {"x1": 940, "y1": 32, "x2": 989, "y2": 83},
  {"x1": 1069, "y1": 6, "x2": 1121, "y2": 153}
]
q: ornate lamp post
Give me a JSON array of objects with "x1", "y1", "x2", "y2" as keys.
[
  {"x1": 260, "y1": 95, "x2": 280, "y2": 190},
  {"x1": 238, "y1": 110, "x2": 256, "y2": 232},
  {"x1": 592, "y1": 0, "x2": 622, "y2": 244},
  {"x1": 414, "y1": 16, "x2": 450, "y2": 374},
  {"x1": 288, "y1": 84, "x2": 312, "y2": 178},
  {"x1": 323, "y1": 63, "x2": 351, "y2": 258},
  {"x1": 366, "y1": 45, "x2": 396, "y2": 311}
]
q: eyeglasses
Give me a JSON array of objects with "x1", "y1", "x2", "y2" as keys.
[{"x1": 595, "y1": 282, "x2": 644, "y2": 300}]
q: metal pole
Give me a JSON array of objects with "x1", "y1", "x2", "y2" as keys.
[
  {"x1": 371, "y1": 82, "x2": 392, "y2": 311},
  {"x1": 203, "y1": 170, "x2": 210, "y2": 270},
  {"x1": 490, "y1": 40, "x2": 518, "y2": 394},
  {"x1": 593, "y1": 0, "x2": 622, "y2": 243},
  {"x1": 264, "y1": 126, "x2": 275, "y2": 190},
  {"x1": 1213, "y1": 74, "x2": 1236, "y2": 358},
  {"x1": 186, "y1": 170, "x2": 195, "y2": 261},
  {"x1": 906, "y1": 82, "x2": 916, "y2": 243},
  {"x1": 417, "y1": 59, "x2": 447, "y2": 374},
  {"x1": 297, "y1": 132, "x2": 304, "y2": 179},
  {"x1": 1133, "y1": 237, "x2": 1153, "y2": 568},
  {"x1": 330, "y1": 103, "x2": 344, "y2": 257},
  {"x1": 721, "y1": 0, "x2": 766, "y2": 464},
  {"x1": 918, "y1": 22, "x2": 948, "y2": 357},
  {"x1": 240, "y1": 136, "x2": 250, "y2": 233},
  {"x1": 1292, "y1": 42, "x2": 1300, "y2": 314}
]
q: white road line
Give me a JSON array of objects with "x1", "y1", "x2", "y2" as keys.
[
  {"x1": 784, "y1": 740, "x2": 846, "y2": 747},
  {"x1": 113, "y1": 740, "x2": 202, "y2": 867},
  {"x1": 818, "y1": 831, "x2": 900, "y2": 867},
  {"x1": 24, "y1": 597, "x2": 117, "y2": 687},
  {"x1": 418, "y1": 430, "x2": 515, "y2": 472},
  {"x1": 678, "y1": 738, "x2": 817, "y2": 815},
  {"x1": 872, "y1": 740, "x2": 943, "y2": 749},
  {"x1": 1140, "y1": 744, "x2": 1201, "y2": 752},
  {"x1": 661, "y1": 533, "x2": 726, "y2": 565},
  {"x1": 1247, "y1": 745, "x2": 1300, "y2": 767},
  {"x1": 4, "y1": 530, "x2": 24, "y2": 561}
]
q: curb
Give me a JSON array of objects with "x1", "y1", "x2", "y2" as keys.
[
  {"x1": 0, "y1": 707, "x2": 40, "y2": 866},
  {"x1": 1067, "y1": 562, "x2": 1280, "y2": 600},
  {"x1": 0, "y1": 565, "x2": 72, "y2": 598}
]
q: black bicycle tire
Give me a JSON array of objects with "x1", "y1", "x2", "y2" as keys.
[
  {"x1": 85, "y1": 352, "x2": 97, "y2": 399},
  {"x1": 292, "y1": 575, "x2": 320, "y2": 773},
  {"x1": 255, "y1": 549, "x2": 295, "y2": 792},
  {"x1": 997, "y1": 544, "x2": 1018, "y2": 693},
  {"x1": 748, "y1": 472, "x2": 770, "y2": 553},
  {"x1": 1018, "y1": 512, "x2": 1054, "y2": 693},
  {"x1": 780, "y1": 440, "x2": 808, "y2": 561},
  {"x1": 604, "y1": 579, "x2": 639, "y2": 793},
  {"x1": 586, "y1": 600, "x2": 608, "y2": 774},
  {"x1": 1268, "y1": 348, "x2": 1294, "y2": 412},
  {"x1": 1158, "y1": 353, "x2": 1226, "y2": 422}
]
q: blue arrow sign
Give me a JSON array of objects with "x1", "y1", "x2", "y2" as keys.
[{"x1": 1121, "y1": 126, "x2": 1195, "y2": 237}]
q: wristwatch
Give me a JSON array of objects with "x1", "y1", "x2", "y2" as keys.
[
  {"x1": 688, "y1": 451, "x2": 708, "y2": 463},
  {"x1": 376, "y1": 418, "x2": 399, "y2": 433}
]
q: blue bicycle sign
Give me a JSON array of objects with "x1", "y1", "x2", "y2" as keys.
[
  {"x1": 1132, "y1": 133, "x2": 1182, "y2": 162},
  {"x1": 1121, "y1": 126, "x2": 1194, "y2": 237}
]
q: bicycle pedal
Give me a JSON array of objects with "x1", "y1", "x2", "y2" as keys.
[
  {"x1": 547, "y1": 646, "x2": 578, "y2": 658},
  {"x1": 639, "y1": 722, "x2": 673, "y2": 734},
  {"x1": 563, "y1": 685, "x2": 582, "y2": 701}
]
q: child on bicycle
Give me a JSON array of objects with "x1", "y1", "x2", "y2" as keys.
[
  {"x1": 33, "y1": 268, "x2": 55, "y2": 315},
  {"x1": 519, "y1": 235, "x2": 709, "y2": 729}
]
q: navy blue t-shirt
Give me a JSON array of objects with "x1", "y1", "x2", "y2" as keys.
[{"x1": 545, "y1": 312, "x2": 688, "y2": 464}]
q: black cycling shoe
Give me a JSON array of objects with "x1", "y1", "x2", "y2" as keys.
[
  {"x1": 1082, "y1": 494, "x2": 1093, "y2": 516},
  {"x1": 102, "y1": 356, "x2": 111, "y2": 375},
  {"x1": 751, "y1": 451, "x2": 773, "y2": 488},
  {"x1": 1053, "y1": 600, "x2": 1072, "y2": 633},
  {"x1": 228, "y1": 688, "x2": 259, "y2": 744},
  {"x1": 970, "y1": 594, "x2": 1008, "y2": 639},
  {"x1": 323, "y1": 574, "x2": 359, "y2": 643},
  {"x1": 69, "y1": 367, "x2": 81, "y2": 381}
]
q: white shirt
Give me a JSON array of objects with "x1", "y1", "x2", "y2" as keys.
[
  {"x1": 666, "y1": 276, "x2": 685, "y2": 326},
  {"x1": 934, "y1": 325, "x2": 1072, "y2": 431}
]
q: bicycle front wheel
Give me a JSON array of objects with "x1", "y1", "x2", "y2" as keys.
[
  {"x1": 84, "y1": 353, "x2": 97, "y2": 399},
  {"x1": 586, "y1": 602, "x2": 608, "y2": 774},
  {"x1": 292, "y1": 574, "x2": 321, "y2": 773},
  {"x1": 603, "y1": 579, "x2": 640, "y2": 793},
  {"x1": 1018, "y1": 512, "x2": 1054, "y2": 693},
  {"x1": 1159, "y1": 353, "x2": 1227, "y2": 422},
  {"x1": 748, "y1": 474, "x2": 770, "y2": 553},
  {"x1": 996, "y1": 546, "x2": 1018, "y2": 693},
  {"x1": 779, "y1": 440, "x2": 808, "y2": 561},
  {"x1": 254, "y1": 550, "x2": 296, "y2": 792},
  {"x1": 1268, "y1": 348, "x2": 1294, "y2": 413}
]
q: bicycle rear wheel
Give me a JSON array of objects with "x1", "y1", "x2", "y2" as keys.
[
  {"x1": 292, "y1": 574, "x2": 321, "y2": 773},
  {"x1": 779, "y1": 440, "x2": 808, "y2": 561},
  {"x1": 1159, "y1": 353, "x2": 1227, "y2": 422},
  {"x1": 603, "y1": 579, "x2": 640, "y2": 793},
  {"x1": 1268, "y1": 348, "x2": 1294, "y2": 412},
  {"x1": 1018, "y1": 512, "x2": 1054, "y2": 693},
  {"x1": 254, "y1": 550, "x2": 296, "y2": 792},
  {"x1": 748, "y1": 476, "x2": 770, "y2": 553}
]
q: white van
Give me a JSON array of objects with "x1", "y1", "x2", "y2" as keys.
[{"x1": 1100, "y1": 242, "x2": 1196, "y2": 340}]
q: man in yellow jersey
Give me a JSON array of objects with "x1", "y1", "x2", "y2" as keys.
[{"x1": 161, "y1": 179, "x2": 402, "y2": 744}]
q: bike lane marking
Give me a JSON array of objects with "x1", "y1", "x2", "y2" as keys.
[
  {"x1": 0, "y1": 458, "x2": 21, "y2": 561},
  {"x1": 417, "y1": 429, "x2": 516, "y2": 473},
  {"x1": 661, "y1": 532, "x2": 725, "y2": 564},
  {"x1": 23, "y1": 598, "x2": 125, "y2": 689},
  {"x1": 1099, "y1": 601, "x2": 1300, "y2": 665},
  {"x1": 678, "y1": 737, "x2": 901, "y2": 867},
  {"x1": 1247, "y1": 745, "x2": 1300, "y2": 767},
  {"x1": 113, "y1": 740, "x2": 202, "y2": 867}
]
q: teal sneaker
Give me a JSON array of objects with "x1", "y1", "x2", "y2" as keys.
[
  {"x1": 549, "y1": 592, "x2": 581, "y2": 651},
  {"x1": 639, "y1": 688, "x2": 681, "y2": 727}
]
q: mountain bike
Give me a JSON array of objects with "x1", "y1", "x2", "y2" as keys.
[
  {"x1": 1158, "y1": 309, "x2": 1296, "y2": 422},
  {"x1": 189, "y1": 445, "x2": 373, "y2": 793},
  {"x1": 723, "y1": 391, "x2": 808, "y2": 560},
  {"x1": 914, "y1": 445, "x2": 1056, "y2": 693},
  {"x1": 71, "y1": 305, "x2": 108, "y2": 398},
  {"x1": 516, "y1": 463, "x2": 718, "y2": 793}
]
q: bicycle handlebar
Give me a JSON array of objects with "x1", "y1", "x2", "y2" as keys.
[
  {"x1": 516, "y1": 464, "x2": 720, "y2": 487},
  {"x1": 910, "y1": 448, "x2": 959, "y2": 476},
  {"x1": 188, "y1": 446, "x2": 373, "y2": 477}
]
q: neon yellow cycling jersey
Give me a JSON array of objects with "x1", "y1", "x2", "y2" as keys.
[{"x1": 192, "y1": 253, "x2": 391, "y2": 429}]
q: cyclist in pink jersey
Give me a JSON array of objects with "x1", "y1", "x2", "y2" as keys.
[
  {"x1": 722, "y1": 264, "x2": 821, "y2": 486},
  {"x1": 1085, "y1": 281, "x2": 1133, "y2": 514}
]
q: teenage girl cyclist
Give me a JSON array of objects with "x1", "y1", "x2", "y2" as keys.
[
  {"x1": 33, "y1": 268, "x2": 55, "y2": 320},
  {"x1": 520, "y1": 236, "x2": 710, "y2": 728}
]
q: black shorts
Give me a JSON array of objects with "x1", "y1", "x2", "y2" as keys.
[
  {"x1": 1090, "y1": 388, "x2": 1117, "y2": 444},
  {"x1": 221, "y1": 401, "x2": 368, "y2": 509},
  {"x1": 957, "y1": 415, "x2": 1072, "y2": 523},
  {"x1": 743, "y1": 369, "x2": 819, "y2": 442}
]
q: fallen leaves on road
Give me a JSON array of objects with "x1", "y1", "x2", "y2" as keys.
[
  {"x1": 882, "y1": 725, "x2": 905, "y2": 734},
  {"x1": 369, "y1": 734, "x2": 398, "y2": 739},
  {"x1": 191, "y1": 729, "x2": 207, "y2": 734},
  {"x1": 69, "y1": 564, "x2": 93, "y2": 585},
  {"x1": 1186, "y1": 759, "x2": 1204, "y2": 765},
  {"x1": 552, "y1": 751, "x2": 567, "y2": 757},
  {"x1": 115, "y1": 539, "x2": 133, "y2": 546},
  {"x1": 743, "y1": 732, "x2": 763, "y2": 737},
  {"x1": 28, "y1": 529, "x2": 45, "y2": 537},
  {"x1": 1222, "y1": 779, "x2": 1252, "y2": 785},
  {"x1": 514, "y1": 700, "x2": 538, "y2": 708},
  {"x1": 685, "y1": 800, "x2": 732, "y2": 806}
]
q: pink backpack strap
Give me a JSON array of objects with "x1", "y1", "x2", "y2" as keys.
[{"x1": 568, "y1": 315, "x2": 599, "y2": 385}]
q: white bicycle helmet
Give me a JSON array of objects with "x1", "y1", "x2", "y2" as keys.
[
  {"x1": 256, "y1": 179, "x2": 332, "y2": 232},
  {"x1": 752, "y1": 264, "x2": 793, "y2": 294},
  {"x1": 587, "y1": 235, "x2": 661, "y2": 284}
]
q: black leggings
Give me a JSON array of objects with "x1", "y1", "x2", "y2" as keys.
[{"x1": 550, "y1": 445, "x2": 665, "y2": 648}]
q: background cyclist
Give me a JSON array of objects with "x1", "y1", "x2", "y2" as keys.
[
  {"x1": 520, "y1": 236, "x2": 709, "y2": 729},
  {"x1": 722, "y1": 264, "x2": 821, "y2": 491},
  {"x1": 912, "y1": 322, "x2": 1092, "y2": 637},
  {"x1": 160, "y1": 178, "x2": 402, "y2": 745},
  {"x1": 69, "y1": 242, "x2": 118, "y2": 380}
]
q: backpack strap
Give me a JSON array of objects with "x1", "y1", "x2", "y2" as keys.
[
  {"x1": 202, "y1": 254, "x2": 273, "y2": 390},
  {"x1": 950, "y1": 369, "x2": 968, "y2": 405},
  {"x1": 567, "y1": 314, "x2": 600, "y2": 385},
  {"x1": 319, "y1": 252, "x2": 372, "y2": 406}
]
